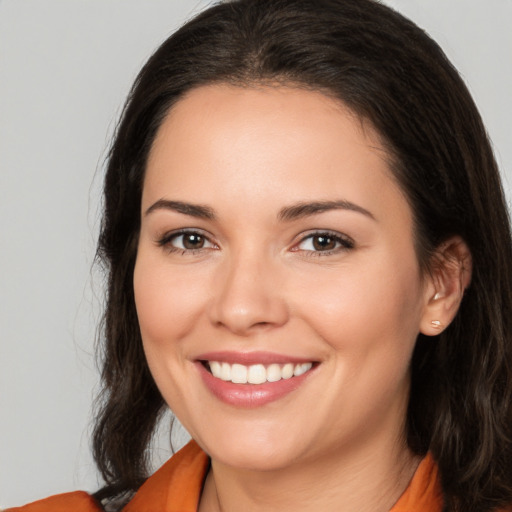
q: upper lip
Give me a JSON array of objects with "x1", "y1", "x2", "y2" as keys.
[{"x1": 195, "y1": 351, "x2": 317, "y2": 366}]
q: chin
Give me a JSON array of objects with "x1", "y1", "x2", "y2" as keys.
[
  {"x1": 210, "y1": 443, "x2": 301, "y2": 472},
  {"x1": 194, "y1": 421, "x2": 310, "y2": 471}
]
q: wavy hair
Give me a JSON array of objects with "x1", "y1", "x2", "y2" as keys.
[{"x1": 92, "y1": 1, "x2": 512, "y2": 510}]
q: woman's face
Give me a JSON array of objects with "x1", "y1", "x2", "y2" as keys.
[{"x1": 134, "y1": 84, "x2": 434, "y2": 471}]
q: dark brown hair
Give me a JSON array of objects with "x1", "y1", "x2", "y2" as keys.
[{"x1": 93, "y1": 1, "x2": 512, "y2": 510}]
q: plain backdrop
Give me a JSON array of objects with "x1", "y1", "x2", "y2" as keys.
[{"x1": 1, "y1": 0, "x2": 511, "y2": 507}]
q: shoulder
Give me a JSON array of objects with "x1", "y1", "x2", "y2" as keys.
[
  {"x1": 4, "y1": 441, "x2": 209, "y2": 512},
  {"x1": 3, "y1": 491, "x2": 102, "y2": 512},
  {"x1": 122, "y1": 440, "x2": 209, "y2": 511}
]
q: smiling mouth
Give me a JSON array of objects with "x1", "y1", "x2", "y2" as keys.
[{"x1": 203, "y1": 361, "x2": 315, "y2": 385}]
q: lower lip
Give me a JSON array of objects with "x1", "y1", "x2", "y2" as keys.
[{"x1": 196, "y1": 362, "x2": 316, "y2": 408}]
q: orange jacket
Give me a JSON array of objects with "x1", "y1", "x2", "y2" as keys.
[{"x1": 6, "y1": 441, "x2": 442, "y2": 511}]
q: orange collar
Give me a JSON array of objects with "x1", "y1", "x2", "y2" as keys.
[
  {"x1": 391, "y1": 453, "x2": 443, "y2": 511},
  {"x1": 124, "y1": 441, "x2": 442, "y2": 512}
]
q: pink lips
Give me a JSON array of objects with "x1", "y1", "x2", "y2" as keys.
[
  {"x1": 195, "y1": 351, "x2": 317, "y2": 408},
  {"x1": 197, "y1": 351, "x2": 314, "y2": 366}
]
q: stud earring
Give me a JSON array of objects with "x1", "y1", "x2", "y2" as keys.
[
  {"x1": 433, "y1": 292, "x2": 442, "y2": 300},
  {"x1": 431, "y1": 320, "x2": 442, "y2": 329}
]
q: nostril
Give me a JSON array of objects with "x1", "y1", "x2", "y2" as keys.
[{"x1": 254, "y1": 321, "x2": 271, "y2": 328}]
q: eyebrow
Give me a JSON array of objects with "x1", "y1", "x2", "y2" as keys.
[
  {"x1": 145, "y1": 199, "x2": 216, "y2": 220},
  {"x1": 145, "y1": 198, "x2": 375, "y2": 222},
  {"x1": 278, "y1": 200, "x2": 375, "y2": 221}
]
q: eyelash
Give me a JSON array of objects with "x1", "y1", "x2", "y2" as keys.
[
  {"x1": 292, "y1": 231, "x2": 355, "y2": 257},
  {"x1": 156, "y1": 229, "x2": 217, "y2": 255},
  {"x1": 156, "y1": 229, "x2": 354, "y2": 256}
]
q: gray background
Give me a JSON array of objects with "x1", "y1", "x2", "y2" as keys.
[{"x1": 1, "y1": 0, "x2": 510, "y2": 507}]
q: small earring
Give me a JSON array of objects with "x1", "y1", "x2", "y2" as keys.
[
  {"x1": 431, "y1": 320, "x2": 442, "y2": 329},
  {"x1": 433, "y1": 292, "x2": 442, "y2": 300}
]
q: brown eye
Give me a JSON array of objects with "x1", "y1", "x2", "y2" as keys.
[
  {"x1": 312, "y1": 235, "x2": 337, "y2": 251},
  {"x1": 159, "y1": 230, "x2": 215, "y2": 252},
  {"x1": 295, "y1": 231, "x2": 354, "y2": 254},
  {"x1": 182, "y1": 233, "x2": 205, "y2": 249}
]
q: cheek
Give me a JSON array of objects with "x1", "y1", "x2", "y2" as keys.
[
  {"x1": 293, "y1": 251, "x2": 424, "y2": 358},
  {"x1": 133, "y1": 251, "x2": 208, "y2": 346},
  {"x1": 132, "y1": 251, "x2": 211, "y2": 415}
]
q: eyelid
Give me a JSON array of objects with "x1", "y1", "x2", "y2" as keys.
[
  {"x1": 291, "y1": 230, "x2": 355, "y2": 254},
  {"x1": 156, "y1": 228, "x2": 218, "y2": 252},
  {"x1": 155, "y1": 228, "x2": 353, "y2": 256}
]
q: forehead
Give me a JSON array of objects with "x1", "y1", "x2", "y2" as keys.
[
  {"x1": 143, "y1": 84, "x2": 411, "y2": 228},
  {"x1": 150, "y1": 84, "x2": 383, "y2": 157}
]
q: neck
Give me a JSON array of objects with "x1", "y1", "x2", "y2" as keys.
[{"x1": 199, "y1": 437, "x2": 421, "y2": 512}]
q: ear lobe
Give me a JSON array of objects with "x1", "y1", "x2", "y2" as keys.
[{"x1": 420, "y1": 236, "x2": 472, "y2": 336}]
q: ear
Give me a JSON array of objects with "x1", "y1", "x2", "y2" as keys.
[{"x1": 420, "y1": 236, "x2": 472, "y2": 336}]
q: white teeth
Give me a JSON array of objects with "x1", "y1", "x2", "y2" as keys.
[
  {"x1": 282, "y1": 363, "x2": 294, "y2": 379},
  {"x1": 220, "y1": 362, "x2": 231, "y2": 381},
  {"x1": 231, "y1": 363, "x2": 247, "y2": 384},
  {"x1": 294, "y1": 362, "x2": 313, "y2": 376},
  {"x1": 247, "y1": 364, "x2": 267, "y2": 384},
  {"x1": 266, "y1": 363, "x2": 282, "y2": 382},
  {"x1": 209, "y1": 361, "x2": 221, "y2": 377},
  {"x1": 208, "y1": 360, "x2": 313, "y2": 384}
]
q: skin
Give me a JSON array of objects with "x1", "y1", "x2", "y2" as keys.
[{"x1": 133, "y1": 84, "x2": 466, "y2": 511}]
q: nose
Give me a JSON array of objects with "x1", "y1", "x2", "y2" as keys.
[{"x1": 209, "y1": 249, "x2": 289, "y2": 336}]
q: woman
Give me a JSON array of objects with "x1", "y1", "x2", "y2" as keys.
[{"x1": 7, "y1": 0, "x2": 512, "y2": 510}]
